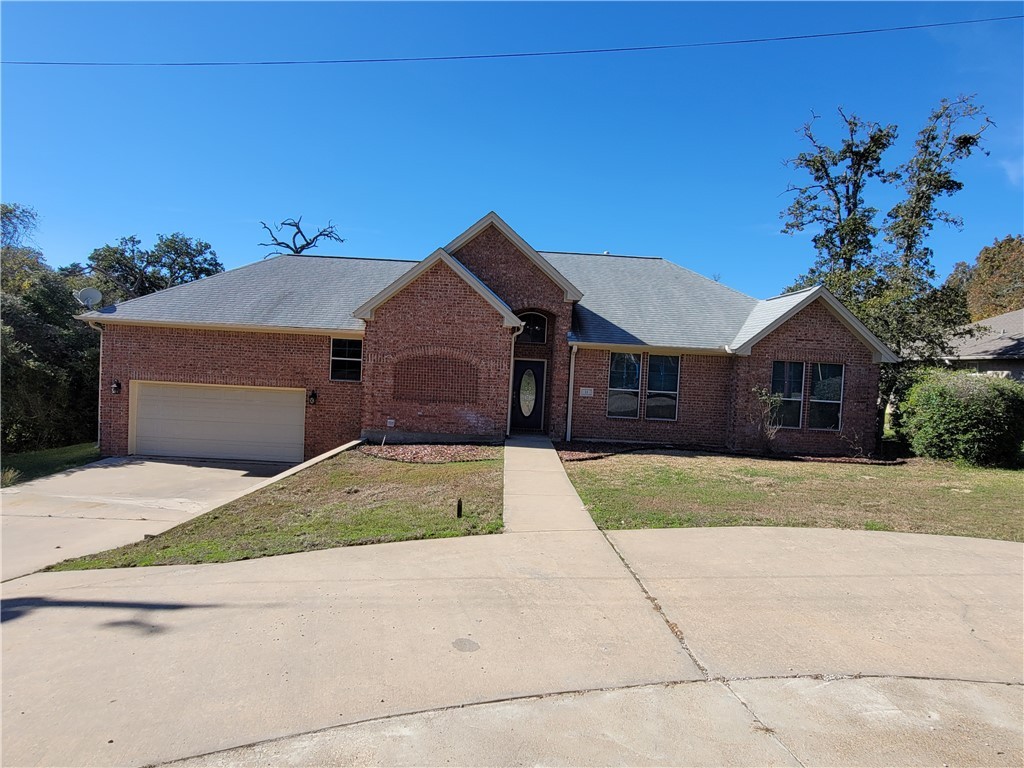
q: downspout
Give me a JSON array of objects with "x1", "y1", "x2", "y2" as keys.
[
  {"x1": 565, "y1": 344, "x2": 578, "y2": 442},
  {"x1": 87, "y1": 321, "x2": 103, "y2": 450},
  {"x1": 505, "y1": 323, "x2": 525, "y2": 436}
]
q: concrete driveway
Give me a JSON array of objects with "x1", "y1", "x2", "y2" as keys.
[
  {"x1": 1, "y1": 457, "x2": 291, "y2": 580},
  {"x1": 2, "y1": 527, "x2": 1021, "y2": 767}
]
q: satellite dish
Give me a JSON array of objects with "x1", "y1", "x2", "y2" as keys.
[{"x1": 74, "y1": 288, "x2": 103, "y2": 308}]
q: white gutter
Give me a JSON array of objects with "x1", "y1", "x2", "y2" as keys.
[
  {"x1": 565, "y1": 344, "x2": 579, "y2": 442},
  {"x1": 505, "y1": 323, "x2": 525, "y2": 435}
]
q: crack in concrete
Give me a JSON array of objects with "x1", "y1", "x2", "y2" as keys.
[
  {"x1": 146, "y1": 674, "x2": 1021, "y2": 767},
  {"x1": 598, "y1": 528, "x2": 712, "y2": 681},
  {"x1": 722, "y1": 679, "x2": 807, "y2": 768}
]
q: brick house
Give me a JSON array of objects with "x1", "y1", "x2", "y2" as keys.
[{"x1": 78, "y1": 212, "x2": 898, "y2": 463}]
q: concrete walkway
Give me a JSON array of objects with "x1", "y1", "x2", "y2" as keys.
[
  {"x1": 503, "y1": 434, "x2": 596, "y2": 532},
  {"x1": 1, "y1": 439, "x2": 1021, "y2": 767}
]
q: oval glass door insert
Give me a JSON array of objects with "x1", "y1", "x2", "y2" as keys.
[{"x1": 520, "y1": 369, "x2": 537, "y2": 417}]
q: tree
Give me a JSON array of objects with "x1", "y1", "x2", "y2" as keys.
[
  {"x1": 1, "y1": 203, "x2": 47, "y2": 295},
  {"x1": 259, "y1": 217, "x2": 344, "y2": 256},
  {"x1": 947, "y1": 235, "x2": 1024, "y2": 320},
  {"x1": 782, "y1": 108, "x2": 898, "y2": 304},
  {"x1": 781, "y1": 96, "x2": 989, "y2": 421},
  {"x1": 84, "y1": 233, "x2": 223, "y2": 302},
  {"x1": 1, "y1": 205, "x2": 100, "y2": 452}
]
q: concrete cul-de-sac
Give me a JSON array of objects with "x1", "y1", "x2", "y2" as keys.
[{"x1": 1, "y1": 436, "x2": 1021, "y2": 767}]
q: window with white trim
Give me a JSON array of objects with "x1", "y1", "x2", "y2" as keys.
[
  {"x1": 330, "y1": 339, "x2": 362, "y2": 381},
  {"x1": 771, "y1": 361, "x2": 804, "y2": 428},
  {"x1": 645, "y1": 355, "x2": 679, "y2": 420},
  {"x1": 607, "y1": 352, "x2": 641, "y2": 418},
  {"x1": 808, "y1": 363, "x2": 844, "y2": 430}
]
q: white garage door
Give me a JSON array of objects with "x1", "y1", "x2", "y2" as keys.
[{"x1": 133, "y1": 383, "x2": 305, "y2": 462}]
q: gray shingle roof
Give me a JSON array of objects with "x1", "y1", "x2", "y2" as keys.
[
  {"x1": 948, "y1": 308, "x2": 1024, "y2": 360},
  {"x1": 729, "y1": 287, "x2": 818, "y2": 350},
  {"x1": 540, "y1": 252, "x2": 759, "y2": 349},
  {"x1": 77, "y1": 245, "x2": 893, "y2": 360},
  {"x1": 77, "y1": 254, "x2": 416, "y2": 332}
]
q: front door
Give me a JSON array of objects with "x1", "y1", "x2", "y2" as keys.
[{"x1": 510, "y1": 359, "x2": 545, "y2": 431}]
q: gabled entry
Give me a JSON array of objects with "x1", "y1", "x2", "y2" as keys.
[{"x1": 510, "y1": 360, "x2": 546, "y2": 431}]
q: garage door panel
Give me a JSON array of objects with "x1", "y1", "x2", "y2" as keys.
[{"x1": 133, "y1": 384, "x2": 305, "y2": 462}]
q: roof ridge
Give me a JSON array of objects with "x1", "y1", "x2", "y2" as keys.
[{"x1": 540, "y1": 250, "x2": 662, "y2": 260}]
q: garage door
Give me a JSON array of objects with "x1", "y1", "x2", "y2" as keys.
[{"x1": 132, "y1": 383, "x2": 305, "y2": 462}]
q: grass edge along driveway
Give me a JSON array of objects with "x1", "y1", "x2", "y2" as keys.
[
  {"x1": 562, "y1": 449, "x2": 1022, "y2": 543},
  {"x1": 2, "y1": 442, "x2": 100, "y2": 486},
  {"x1": 49, "y1": 447, "x2": 503, "y2": 570}
]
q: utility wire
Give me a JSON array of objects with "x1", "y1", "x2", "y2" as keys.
[{"x1": 3, "y1": 14, "x2": 1021, "y2": 67}]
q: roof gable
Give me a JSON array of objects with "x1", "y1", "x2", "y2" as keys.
[
  {"x1": 446, "y1": 212, "x2": 583, "y2": 302},
  {"x1": 352, "y1": 248, "x2": 523, "y2": 328},
  {"x1": 730, "y1": 287, "x2": 900, "y2": 363}
]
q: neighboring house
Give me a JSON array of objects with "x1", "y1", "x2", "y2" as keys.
[
  {"x1": 77, "y1": 212, "x2": 898, "y2": 463},
  {"x1": 943, "y1": 308, "x2": 1024, "y2": 382}
]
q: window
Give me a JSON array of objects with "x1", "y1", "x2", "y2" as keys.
[
  {"x1": 808, "y1": 363, "x2": 844, "y2": 430},
  {"x1": 518, "y1": 312, "x2": 547, "y2": 344},
  {"x1": 607, "y1": 352, "x2": 641, "y2": 418},
  {"x1": 771, "y1": 361, "x2": 804, "y2": 428},
  {"x1": 646, "y1": 355, "x2": 679, "y2": 420},
  {"x1": 330, "y1": 339, "x2": 362, "y2": 381}
]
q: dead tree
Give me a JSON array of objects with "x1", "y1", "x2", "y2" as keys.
[{"x1": 259, "y1": 217, "x2": 345, "y2": 256}]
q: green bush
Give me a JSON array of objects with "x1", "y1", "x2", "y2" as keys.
[{"x1": 903, "y1": 369, "x2": 1024, "y2": 467}]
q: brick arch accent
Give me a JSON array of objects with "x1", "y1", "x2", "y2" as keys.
[{"x1": 359, "y1": 259, "x2": 514, "y2": 442}]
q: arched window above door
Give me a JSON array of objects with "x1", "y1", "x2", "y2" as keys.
[{"x1": 518, "y1": 312, "x2": 547, "y2": 344}]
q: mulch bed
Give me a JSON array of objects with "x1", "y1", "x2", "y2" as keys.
[
  {"x1": 358, "y1": 443, "x2": 502, "y2": 464},
  {"x1": 553, "y1": 441, "x2": 905, "y2": 466}
]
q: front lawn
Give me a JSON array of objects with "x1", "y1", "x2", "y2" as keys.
[
  {"x1": 49, "y1": 447, "x2": 503, "y2": 570},
  {"x1": 2, "y1": 442, "x2": 100, "y2": 486},
  {"x1": 562, "y1": 449, "x2": 1023, "y2": 542}
]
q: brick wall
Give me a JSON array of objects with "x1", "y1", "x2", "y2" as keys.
[
  {"x1": 570, "y1": 349, "x2": 734, "y2": 448},
  {"x1": 731, "y1": 299, "x2": 881, "y2": 455},
  {"x1": 360, "y1": 260, "x2": 515, "y2": 442},
  {"x1": 452, "y1": 224, "x2": 574, "y2": 438},
  {"x1": 568, "y1": 300, "x2": 882, "y2": 456},
  {"x1": 98, "y1": 325, "x2": 362, "y2": 459}
]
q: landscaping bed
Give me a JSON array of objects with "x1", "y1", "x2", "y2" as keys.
[
  {"x1": 560, "y1": 447, "x2": 1022, "y2": 542},
  {"x1": 49, "y1": 447, "x2": 503, "y2": 570},
  {"x1": 358, "y1": 443, "x2": 501, "y2": 463}
]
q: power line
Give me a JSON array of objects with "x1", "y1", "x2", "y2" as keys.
[{"x1": 3, "y1": 14, "x2": 1021, "y2": 67}]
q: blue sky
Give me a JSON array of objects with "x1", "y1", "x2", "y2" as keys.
[{"x1": 2, "y1": 1, "x2": 1022, "y2": 299}]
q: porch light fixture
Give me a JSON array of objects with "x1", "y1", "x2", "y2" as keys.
[
  {"x1": 111, "y1": 379, "x2": 122, "y2": 395},
  {"x1": 308, "y1": 390, "x2": 318, "y2": 406}
]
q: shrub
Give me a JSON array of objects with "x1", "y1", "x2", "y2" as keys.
[{"x1": 903, "y1": 369, "x2": 1024, "y2": 466}]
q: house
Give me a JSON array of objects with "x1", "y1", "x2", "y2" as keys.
[
  {"x1": 942, "y1": 308, "x2": 1024, "y2": 382},
  {"x1": 77, "y1": 212, "x2": 899, "y2": 463}
]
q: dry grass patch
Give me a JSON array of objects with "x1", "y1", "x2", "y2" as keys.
[
  {"x1": 563, "y1": 450, "x2": 1022, "y2": 542},
  {"x1": 50, "y1": 449, "x2": 503, "y2": 570}
]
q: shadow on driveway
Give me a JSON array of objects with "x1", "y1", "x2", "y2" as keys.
[{"x1": 0, "y1": 596, "x2": 223, "y2": 625}]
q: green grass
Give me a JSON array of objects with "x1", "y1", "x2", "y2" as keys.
[
  {"x1": 48, "y1": 449, "x2": 504, "y2": 570},
  {"x1": 564, "y1": 450, "x2": 1023, "y2": 542},
  {"x1": 1, "y1": 442, "x2": 100, "y2": 486}
]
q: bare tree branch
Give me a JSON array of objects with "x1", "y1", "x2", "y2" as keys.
[{"x1": 259, "y1": 217, "x2": 345, "y2": 257}]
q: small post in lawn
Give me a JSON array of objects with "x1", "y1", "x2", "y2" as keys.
[{"x1": 457, "y1": 498, "x2": 463, "y2": 518}]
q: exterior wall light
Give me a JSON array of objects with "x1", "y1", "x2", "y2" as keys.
[
  {"x1": 111, "y1": 379, "x2": 122, "y2": 395},
  {"x1": 308, "y1": 390, "x2": 318, "y2": 406}
]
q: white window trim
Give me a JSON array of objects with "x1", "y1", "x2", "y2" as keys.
[
  {"x1": 517, "y1": 312, "x2": 548, "y2": 345},
  {"x1": 772, "y1": 361, "x2": 805, "y2": 430},
  {"x1": 808, "y1": 362, "x2": 845, "y2": 432},
  {"x1": 607, "y1": 351, "x2": 641, "y2": 420},
  {"x1": 645, "y1": 354, "x2": 680, "y2": 421},
  {"x1": 330, "y1": 338, "x2": 363, "y2": 382}
]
